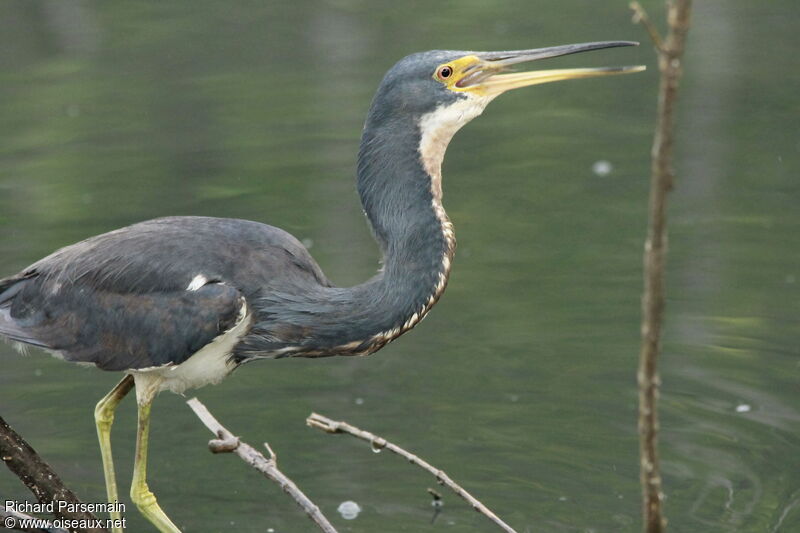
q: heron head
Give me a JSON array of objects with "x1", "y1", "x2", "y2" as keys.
[{"x1": 365, "y1": 41, "x2": 644, "y2": 157}]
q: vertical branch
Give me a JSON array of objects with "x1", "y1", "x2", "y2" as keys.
[{"x1": 631, "y1": 1, "x2": 693, "y2": 532}]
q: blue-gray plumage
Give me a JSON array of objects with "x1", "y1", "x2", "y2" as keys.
[
  {"x1": 0, "y1": 42, "x2": 643, "y2": 533},
  {"x1": 0, "y1": 217, "x2": 330, "y2": 369}
]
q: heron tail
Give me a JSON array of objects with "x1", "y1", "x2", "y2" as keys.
[{"x1": 0, "y1": 275, "x2": 45, "y2": 348}]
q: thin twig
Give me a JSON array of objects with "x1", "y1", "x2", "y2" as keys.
[
  {"x1": 629, "y1": 2, "x2": 665, "y2": 52},
  {"x1": 427, "y1": 488, "x2": 443, "y2": 524},
  {"x1": 633, "y1": 1, "x2": 693, "y2": 532},
  {"x1": 0, "y1": 415, "x2": 107, "y2": 533},
  {"x1": 187, "y1": 398, "x2": 338, "y2": 533},
  {"x1": 306, "y1": 413, "x2": 518, "y2": 533}
]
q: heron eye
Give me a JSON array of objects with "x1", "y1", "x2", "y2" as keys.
[{"x1": 437, "y1": 65, "x2": 453, "y2": 80}]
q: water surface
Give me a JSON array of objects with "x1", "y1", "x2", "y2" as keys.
[{"x1": 1, "y1": 1, "x2": 797, "y2": 532}]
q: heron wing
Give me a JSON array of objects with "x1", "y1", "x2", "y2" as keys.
[
  {"x1": 0, "y1": 216, "x2": 334, "y2": 370},
  {"x1": 0, "y1": 273, "x2": 243, "y2": 371},
  {"x1": 25, "y1": 216, "x2": 330, "y2": 296}
]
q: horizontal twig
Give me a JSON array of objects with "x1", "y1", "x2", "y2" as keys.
[
  {"x1": 306, "y1": 413, "x2": 518, "y2": 533},
  {"x1": 187, "y1": 398, "x2": 337, "y2": 533}
]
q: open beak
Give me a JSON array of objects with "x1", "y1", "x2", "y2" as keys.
[{"x1": 454, "y1": 41, "x2": 645, "y2": 97}]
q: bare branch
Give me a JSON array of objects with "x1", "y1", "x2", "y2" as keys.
[
  {"x1": 186, "y1": 398, "x2": 337, "y2": 533},
  {"x1": 0, "y1": 415, "x2": 107, "y2": 533},
  {"x1": 306, "y1": 413, "x2": 518, "y2": 533},
  {"x1": 634, "y1": 1, "x2": 693, "y2": 532},
  {"x1": 629, "y1": 2, "x2": 665, "y2": 52}
]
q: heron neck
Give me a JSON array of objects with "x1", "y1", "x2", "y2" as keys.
[
  {"x1": 349, "y1": 117, "x2": 456, "y2": 349},
  {"x1": 234, "y1": 118, "x2": 455, "y2": 361}
]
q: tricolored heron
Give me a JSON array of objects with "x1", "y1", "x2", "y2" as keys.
[{"x1": 0, "y1": 42, "x2": 642, "y2": 532}]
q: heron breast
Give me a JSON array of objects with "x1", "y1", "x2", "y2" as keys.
[{"x1": 132, "y1": 299, "x2": 251, "y2": 400}]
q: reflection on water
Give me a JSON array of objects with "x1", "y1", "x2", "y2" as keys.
[{"x1": 1, "y1": 1, "x2": 797, "y2": 532}]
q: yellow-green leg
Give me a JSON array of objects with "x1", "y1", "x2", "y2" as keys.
[
  {"x1": 94, "y1": 375, "x2": 135, "y2": 533},
  {"x1": 130, "y1": 396, "x2": 182, "y2": 533}
]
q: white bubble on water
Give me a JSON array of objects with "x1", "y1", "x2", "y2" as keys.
[
  {"x1": 337, "y1": 500, "x2": 361, "y2": 520},
  {"x1": 592, "y1": 160, "x2": 613, "y2": 177}
]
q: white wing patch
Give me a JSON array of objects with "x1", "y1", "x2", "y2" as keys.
[{"x1": 187, "y1": 274, "x2": 208, "y2": 291}]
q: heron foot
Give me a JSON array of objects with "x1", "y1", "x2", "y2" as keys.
[{"x1": 131, "y1": 481, "x2": 182, "y2": 533}]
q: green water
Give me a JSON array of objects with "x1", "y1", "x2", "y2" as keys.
[{"x1": 1, "y1": 1, "x2": 797, "y2": 532}]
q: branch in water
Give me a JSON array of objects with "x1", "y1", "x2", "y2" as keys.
[
  {"x1": 630, "y1": 1, "x2": 694, "y2": 532},
  {"x1": 0, "y1": 415, "x2": 107, "y2": 533},
  {"x1": 306, "y1": 412, "x2": 518, "y2": 533},
  {"x1": 186, "y1": 398, "x2": 338, "y2": 533}
]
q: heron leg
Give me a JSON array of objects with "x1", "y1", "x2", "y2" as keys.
[
  {"x1": 130, "y1": 393, "x2": 182, "y2": 533},
  {"x1": 94, "y1": 374, "x2": 134, "y2": 532}
]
